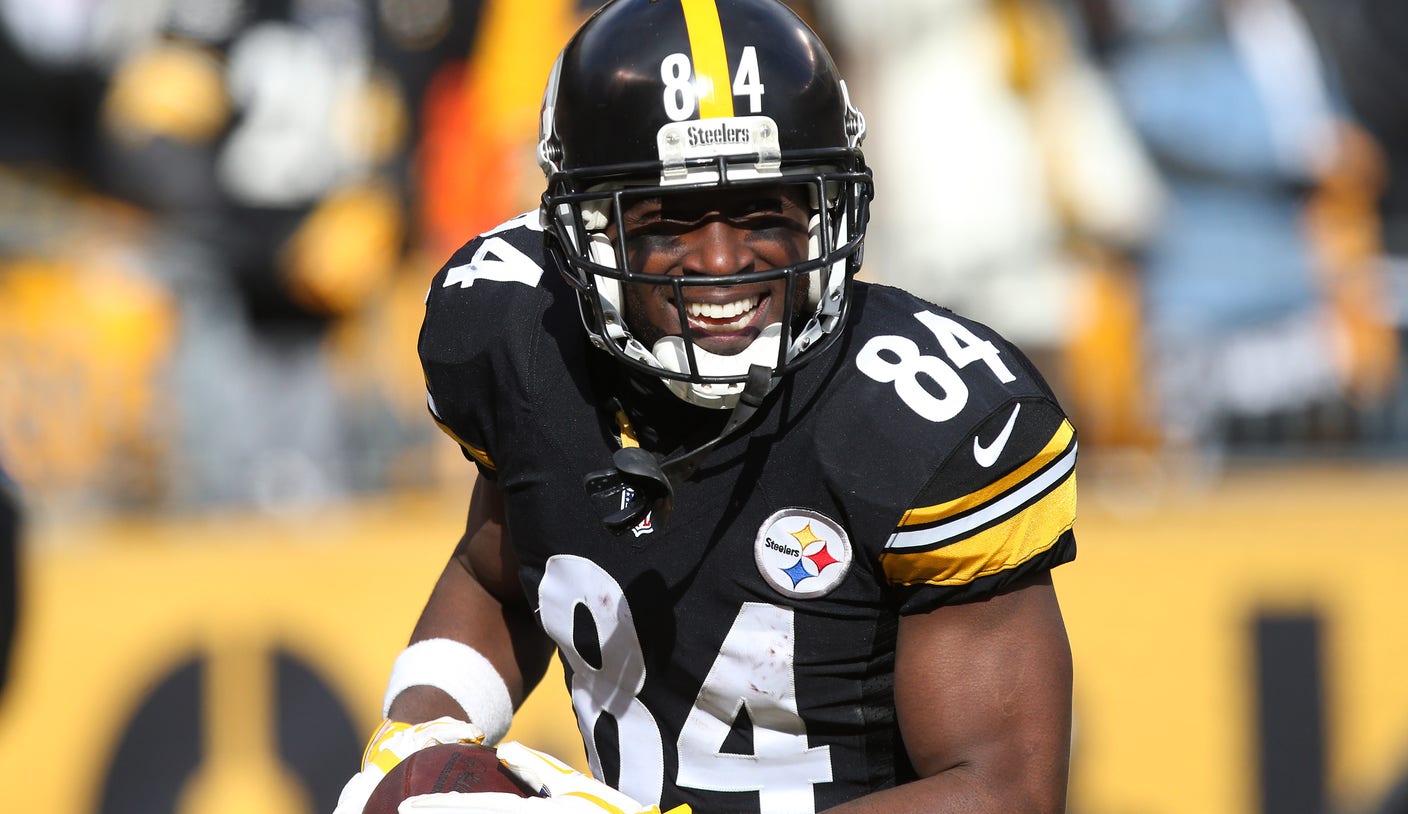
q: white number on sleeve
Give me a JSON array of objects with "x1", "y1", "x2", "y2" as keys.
[
  {"x1": 858, "y1": 311, "x2": 1018, "y2": 421},
  {"x1": 443, "y1": 237, "x2": 544, "y2": 289},
  {"x1": 857, "y1": 334, "x2": 970, "y2": 422},
  {"x1": 915, "y1": 312, "x2": 1016, "y2": 383},
  {"x1": 676, "y1": 603, "x2": 830, "y2": 814}
]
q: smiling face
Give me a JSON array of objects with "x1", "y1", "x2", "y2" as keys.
[{"x1": 610, "y1": 184, "x2": 813, "y2": 357}]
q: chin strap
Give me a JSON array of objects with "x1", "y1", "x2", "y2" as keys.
[{"x1": 583, "y1": 364, "x2": 774, "y2": 534}]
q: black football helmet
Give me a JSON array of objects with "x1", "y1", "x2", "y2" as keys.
[{"x1": 538, "y1": 0, "x2": 873, "y2": 409}]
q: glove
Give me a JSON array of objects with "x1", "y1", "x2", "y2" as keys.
[
  {"x1": 333, "y1": 717, "x2": 487, "y2": 814},
  {"x1": 395, "y1": 741, "x2": 690, "y2": 814}
]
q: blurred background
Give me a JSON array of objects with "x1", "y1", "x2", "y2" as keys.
[{"x1": 1, "y1": 0, "x2": 1406, "y2": 812}]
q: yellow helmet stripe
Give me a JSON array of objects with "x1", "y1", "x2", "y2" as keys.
[{"x1": 680, "y1": 0, "x2": 734, "y2": 118}]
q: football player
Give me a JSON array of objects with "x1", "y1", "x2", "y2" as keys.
[{"x1": 337, "y1": 1, "x2": 1077, "y2": 812}]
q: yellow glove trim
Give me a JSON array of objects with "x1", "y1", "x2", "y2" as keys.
[{"x1": 363, "y1": 719, "x2": 414, "y2": 773}]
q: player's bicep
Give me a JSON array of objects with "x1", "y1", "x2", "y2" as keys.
[
  {"x1": 894, "y1": 571, "x2": 1072, "y2": 810},
  {"x1": 451, "y1": 475, "x2": 524, "y2": 605}
]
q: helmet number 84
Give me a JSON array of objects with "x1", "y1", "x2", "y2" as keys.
[
  {"x1": 661, "y1": 46, "x2": 765, "y2": 121},
  {"x1": 858, "y1": 312, "x2": 1017, "y2": 422}
]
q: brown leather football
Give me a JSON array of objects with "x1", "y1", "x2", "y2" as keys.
[{"x1": 363, "y1": 742, "x2": 541, "y2": 813}]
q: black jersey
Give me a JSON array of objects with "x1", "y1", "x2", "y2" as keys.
[{"x1": 418, "y1": 213, "x2": 1078, "y2": 814}]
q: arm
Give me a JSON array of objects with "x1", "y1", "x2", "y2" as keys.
[
  {"x1": 388, "y1": 475, "x2": 557, "y2": 725},
  {"x1": 825, "y1": 571, "x2": 1072, "y2": 813},
  {"x1": 362, "y1": 481, "x2": 681, "y2": 814},
  {"x1": 334, "y1": 477, "x2": 561, "y2": 814}
]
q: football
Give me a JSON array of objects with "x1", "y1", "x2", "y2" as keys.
[{"x1": 363, "y1": 742, "x2": 541, "y2": 813}]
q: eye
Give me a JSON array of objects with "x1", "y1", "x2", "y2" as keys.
[
  {"x1": 739, "y1": 196, "x2": 785, "y2": 216},
  {"x1": 619, "y1": 206, "x2": 675, "y2": 239},
  {"x1": 626, "y1": 215, "x2": 693, "y2": 239}
]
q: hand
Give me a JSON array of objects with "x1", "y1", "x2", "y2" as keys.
[
  {"x1": 333, "y1": 717, "x2": 487, "y2": 814},
  {"x1": 394, "y1": 742, "x2": 690, "y2": 814}
]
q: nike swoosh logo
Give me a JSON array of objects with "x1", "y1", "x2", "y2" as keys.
[{"x1": 973, "y1": 404, "x2": 1022, "y2": 468}]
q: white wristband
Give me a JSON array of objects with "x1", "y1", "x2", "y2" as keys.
[{"x1": 382, "y1": 638, "x2": 513, "y2": 744}]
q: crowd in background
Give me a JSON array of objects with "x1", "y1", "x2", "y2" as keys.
[{"x1": 2, "y1": 0, "x2": 1406, "y2": 522}]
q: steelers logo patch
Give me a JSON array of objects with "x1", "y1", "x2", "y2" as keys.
[{"x1": 754, "y1": 509, "x2": 853, "y2": 599}]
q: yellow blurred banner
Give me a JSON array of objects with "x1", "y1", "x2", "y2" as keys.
[
  {"x1": 0, "y1": 488, "x2": 586, "y2": 814},
  {"x1": 2, "y1": 464, "x2": 1408, "y2": 813}
]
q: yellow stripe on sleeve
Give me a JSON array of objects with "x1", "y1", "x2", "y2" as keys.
[
  {"x1": 881, "y1": 469, "x2": 1076, "y2": 587},
  {"x1": 431, "y1": 416, "x2": 496, "y2": 470},
  {"x1": 680, "y1": 0, "x2": 734, "y2": 118},
  {"x1": 898, "y1": 419, "x2": 1075, "y2": 529}
]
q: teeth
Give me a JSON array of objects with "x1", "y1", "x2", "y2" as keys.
[{"x1": 687, "y1": 296, "x2": 758, "y2": 320}]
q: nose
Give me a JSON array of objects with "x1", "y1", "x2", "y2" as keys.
[{"x1": 682, "y1": 219, "x2": 751, "y2": 277}]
